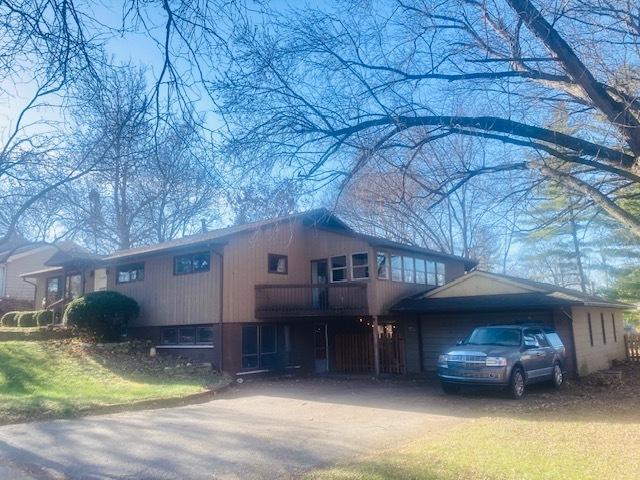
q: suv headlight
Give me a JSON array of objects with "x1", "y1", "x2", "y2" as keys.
[
  {"x1": 485, "y1": 356, "x2": 507, "y2": 367},
  {"x1": 438, "y1": 354, "x2": 448, "y2": 367}
]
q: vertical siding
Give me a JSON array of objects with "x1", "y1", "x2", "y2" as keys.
[
  {"x1": 571, "y1": 306, "x2": 626, "y2": 375},
  {"x1": 110, "y1": 248, "x2": 222, "y2": 327}
]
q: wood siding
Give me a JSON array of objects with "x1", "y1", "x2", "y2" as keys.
[
  {"x1": 111, "y1": 249, "x2": 222, "y2": 327},
  {"x1": 2, "y1": 246, "x2": 57, "y2": 302},
  {"x1": 571, "y1": 306, "x2": 626, "y2": 375}
]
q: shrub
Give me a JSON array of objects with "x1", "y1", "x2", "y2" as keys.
[
  {"x1": 0, "y1": 298, "x2": 33, "y2": 318},
  {"x1": 17, "y1": 311, "x2": 38, "y2": 327},
  {"x1": 64, "y1": 291, "x2": 139, "y2": 342},
  {"x1": 35, "y1": 310, "x2": 54, "y2": 326},
  {"x1": 1, "y1": 311, "x2": 19, "y2": 327}
]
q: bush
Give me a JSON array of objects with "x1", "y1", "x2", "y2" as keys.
[
  {"x1": 64, "y1": 291, "x2": 139, "y2": 342},
  {"x1": 0, "y1": 298, "x2": 33, "y2": 318},
  {"x1": 17, "y1": 311, "x2": 38, "y2": 327},
  {"x1": 1, "y1": 311, "x2": 19, "y2": 327},
  {"x1": 35, "y1": 310, "x2": 54, "y2": 326}
]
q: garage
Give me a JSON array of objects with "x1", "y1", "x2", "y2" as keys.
[{"x1": 392, "y1": 271, "x2": 630, "y2": 377}]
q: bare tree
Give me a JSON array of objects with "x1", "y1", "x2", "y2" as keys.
[{"x1": 215, "y1": 0, "x2": 640, "y2": 236}]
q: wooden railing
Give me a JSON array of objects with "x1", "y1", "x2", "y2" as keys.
[
  {"x1": 626, "y1": 334, "x2": 640, "y2": 362},
  {"x1": 255, "y1": 283, "x2": 368, "y2": 318}
]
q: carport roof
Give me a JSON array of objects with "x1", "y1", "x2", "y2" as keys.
[{"x1": 390, "y1": 271, "x2": 633, "y2": 313}]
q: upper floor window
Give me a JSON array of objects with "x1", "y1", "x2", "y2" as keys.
[
  {"x1": 174, "y1": 252, "x2": 210, "y2": 275},
  {"x1": 117, "y1": 263, "x2": 144, "y2": 284},
  {"x1": 391, "y1": 255, "x2": 402, "y2": 282},
  {"x1": 377, "y1": 252, "x2": 389, "y2": 280},
  {"x1": 415, "y1": 258, "x2": 426, "y2": 284},
  {"x1": 351, "y1": 252, "x2": 369, "y2": 279},
  {"x1": 426, "y1": 261, "x2": 436, "y2": 285},
  {"x1": 268, "y1": 254, "x2": 288, "y2": 274},
  {"x1": 403, "y1": 256, "x2": 415, "y2": 283},
  {"x1": 331, "y1": 255, "x2": 347, "y2": 282},
  {"x1": 436, "y1": 262, "x2": 446, "y2": 286}
]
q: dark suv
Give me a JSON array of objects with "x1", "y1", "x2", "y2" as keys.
[{"x1": 437, "y1": 325, "x2": 566, "y2": 399}]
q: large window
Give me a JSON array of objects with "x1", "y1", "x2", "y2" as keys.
[
  {"x1": 331, "y1": 255, "x2": 347, "y2": 282},
  {"x1": 391, "y1": 255, "x2": 402, "y2": 282},
  {"x1": 376, "y1": 252, "x2": 389, "y2": 280},
  {"x1": 174, "y1": 252, "x2": 210, "y2": 275},
  {"x1": 242, "y1": 324, "x2": 280, "y2": 369},
  {"x1": 403, "y1": 256, "x2": 415, "y2": 283},
  {"x1": 351, "y1": 252, "x2": 369, "y2": 279},
  {"x1": 46, "y1": 277, "x2": 62, "y2": 302},
  {"x1": 426, "y1": 261, "x2": 436, "y2": 285},
  {"x1": 116, "y1": 263, "x2": 144, "y2": 284},
  {"x1": 436, "y1": 262, "x2": 446, "y2": 286},
  {"x1": 415, "y1": 259, "x2": 426, "y2": 284},
  {"x1": 268, "y1": 254, "x2": 288, "y2": 274}
]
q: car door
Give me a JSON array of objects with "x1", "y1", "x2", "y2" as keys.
[
  {"x1": 522, "y1": 329, "x2": 548, "y2": 381},
  {"x1": 533, "y1": 330, "x2": 555, "y2": 378}
]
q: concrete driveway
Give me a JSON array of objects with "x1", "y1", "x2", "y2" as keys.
[{"x1": 0, "y1": 377, "x2": 471, "y2": 480}]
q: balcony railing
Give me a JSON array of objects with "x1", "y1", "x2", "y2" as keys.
[{"x1": 255, "y1": 283, "x2": 368, "y2": 318}]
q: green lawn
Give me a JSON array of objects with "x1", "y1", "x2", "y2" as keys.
[
  {"x1": 0, "y1": 341, "x2": 225, "y2": 424},
  {"x1": 308, "y1": 416, "x2": 640, "y2": 480}
]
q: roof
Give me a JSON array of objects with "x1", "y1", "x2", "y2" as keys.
[
  {"x1": 391, "y1": 270, "x2": 633, "y2": 312},
  {"x1": 44, "y1": 242, "x2": 102, "y2": 267},
  {"x1": 20, "y1": 266, "x2": 63, "y2": 278},
  {"x1": 0, "y1": 234, "x2": 48, "y2": 262},
  {"x1": 102, "y1": 208, "x2": 475, "y2": 266}
]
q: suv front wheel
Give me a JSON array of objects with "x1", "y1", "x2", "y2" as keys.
[{"x1": 509, "y1": 367, "x2": 526, "y2": 399}]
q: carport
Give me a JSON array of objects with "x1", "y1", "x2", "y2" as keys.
[{"x1": 391, "y1": 271, "x2": 630, "y2": 377}]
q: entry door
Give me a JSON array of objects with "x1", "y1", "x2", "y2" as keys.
[
  {"x1": 314, "y1": 323, "x2": 329, "y2": 373},
  {"x1": 311, "y1": 260, "x2": 328, "y2": 309}
]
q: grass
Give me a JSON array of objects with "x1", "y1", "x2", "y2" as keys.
[
  {"x1": 0, "y1": 340, "x2": 225, "y2": 423},
  {"x1": 307, "y1": 416, "x2": 640, "y2": 480}
]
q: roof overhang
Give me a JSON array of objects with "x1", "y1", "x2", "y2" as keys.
[{"x1": 20, "y1": 266, "x2": 64, "y2": 278}]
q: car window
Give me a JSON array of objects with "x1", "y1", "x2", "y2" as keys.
[
  {"x1": 523, "y1": 330, "x2": 540, "y2": 348},
  {"x1": 545, "y1": 332, "x2": 564, "y2": 348},
  {"x1": 466, "y1": 327, "x2": 521, "y2": 346},
  {"x1": 534, "y1": 332, "x2": 550, "y2": 347}
]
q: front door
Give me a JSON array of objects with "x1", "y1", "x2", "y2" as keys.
[
  {"x1": 311, "y1": 260, "x2": 328, "y2": 309},
  {"x1": 314, "y1": 323, "x2": 328, "y2": 373}
]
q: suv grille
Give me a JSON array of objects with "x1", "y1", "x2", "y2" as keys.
[{"x1": 447, "y1": 355, "x2": 485, "y2": 369}]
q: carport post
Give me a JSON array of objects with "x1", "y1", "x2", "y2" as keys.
[{"x1": 372, "y1": 316, "x2": 380, "y2": 376}]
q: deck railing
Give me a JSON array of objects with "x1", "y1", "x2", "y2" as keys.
[{"x1": 255, "y1": 283, "x2": 368, "y2": 318}]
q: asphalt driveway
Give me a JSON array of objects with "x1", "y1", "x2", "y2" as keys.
[{"x1": 0, "y1": 376, "x2": 473, "y2": 480}]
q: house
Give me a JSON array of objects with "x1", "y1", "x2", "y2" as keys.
[
  {"x1": 21, "y1": 209, "x2": 630, "y2": 377},
  {"x1": 0, "y1": 236, "x2": 90, "y2": 306}
]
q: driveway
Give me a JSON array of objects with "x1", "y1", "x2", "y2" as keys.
[{"x1": 0, "y1": 376, "x2": 475, "y2": 480}]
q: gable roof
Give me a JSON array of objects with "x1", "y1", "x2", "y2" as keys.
[
  {"x1": 391, "y1": 270, "x2": 632, "y2": 312},
  {"x1": 0, "y1": 234, "x2": 48, "y2": 263}
]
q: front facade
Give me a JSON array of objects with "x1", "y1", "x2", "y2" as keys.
[{"x1": 23, "y1": 210, "x2": 631, "y2": 378}]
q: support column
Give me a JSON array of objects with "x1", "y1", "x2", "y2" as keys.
[{"x1": 372, "y1": 316, "x2": 380, "y2": 376}]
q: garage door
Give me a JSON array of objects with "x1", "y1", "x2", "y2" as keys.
[{"x1": 420, "y1": 310, "x2": 554, "y2": 370}]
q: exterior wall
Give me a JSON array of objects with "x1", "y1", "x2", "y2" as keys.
[
  {"x1": 2, "y1": 246, "x2": 57, "y2": 302},
  {"x1": 110, "y1": 247, "x2": 223, "y2": 327},
  {"x1": 429, "y1": 275, "x2": 533, "y2": 298},
  {"x1": 571, "y1": 306, "x2": 626, "y2": 376},
  {"x1": 32, "y1": 267, "x2": 94, "y2": 309}
]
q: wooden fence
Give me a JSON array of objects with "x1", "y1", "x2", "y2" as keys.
[
  {"x1": 335, "y1": 333, "x2": 374, "y2": 373},
  {"x1": 625, "y1": 334, "x2": 640, "y2": 362}
]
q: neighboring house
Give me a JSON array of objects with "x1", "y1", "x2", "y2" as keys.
[
  {"x1": 0, "y1": 236, "x2": 89, "y2": 305},
  {"x1": 22, "y1": 209, "x2": 630, "y2": 377}
]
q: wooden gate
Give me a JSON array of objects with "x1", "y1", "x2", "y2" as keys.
[
  {"x1": 625, "y1": 334, "x2": 640, "y2": 362},
  {"x1": 335, "y1": 333, "x2": 373, "y2": 373},
  {"x1": 379, "y1": 324, "x2": 405, "y2": 374}
]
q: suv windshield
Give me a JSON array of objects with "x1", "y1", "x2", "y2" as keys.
[{"x1": 465, "y1": 327, "x2": 521, "y2": 346}]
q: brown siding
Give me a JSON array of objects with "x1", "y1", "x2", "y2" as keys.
[{"x1": 110, "y1": 248, "x2": 222, "y2": 327}]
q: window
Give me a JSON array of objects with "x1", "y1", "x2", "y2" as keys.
[
  {"x1": 436, "y1": 262, "x2": 446, "y2": 286},
  {"x1": 403, "y1": 256, "x2": 415, "y2": 283},
  {"x1": 588, "y1": 313, "x2": 594, "y2": 347},
  {"x1": 268, "y1": 254, "x2": 288, "y2": 274},
  {"x1": 533, "y1": 331, "x2": 550, "y2": 347},
  {"x1": 391, "y1": 255, "x2": 402, "y2": 282},
  {"x1": 376, "y1": 252, "x2": 389, "y2": 280},
  {"x1": 242, "y1": 324, "x2": 280, "y2": 369},
  {"x1": 426, "y1": 261, "x2": 436, "y2": 285},
  {"x1": 545, "y1": 332, "x2": 564, "y2": 348},
  {"x1": 117, "y1": 263, "x2": 144, "y2": 284},
  {"x1": 161, "y1": 328, "x2": 178, "y2": 345},
  {"x1": 612, "y1": 313, "x2": 617, "y2": 342},
  {"x1": 179, "y1": 327, "x2": 196, "y2": 344},
  {"x1": 600, "y1": 313, "x2": 607, "y2": 344},
  {"x1": 46, "y1": 277, "x2": 62, "y2": 302},
  {"x1": 197, "y1": 327, "x2": 214, "y2": 344},
  {"x1": 331, "y1": 255, "x2": 347, "y2": 282},
  {"x1": 351, "y1": 253, "x2": 369, "y2": 279},
  {"x1": 174, "y1": 252, "x2": 210, "y2": 275},
  {"x1": 415, "y1": 259, "x2": 426, "y2": 284}
]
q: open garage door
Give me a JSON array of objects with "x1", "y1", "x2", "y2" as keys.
[{"x1": 420, "y1": 310, "x2": 554, "y2": 371}]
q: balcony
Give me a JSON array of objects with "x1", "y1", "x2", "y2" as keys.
[{"x1": 255, "y1": 283, "x2": 368, "y2": 318}]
